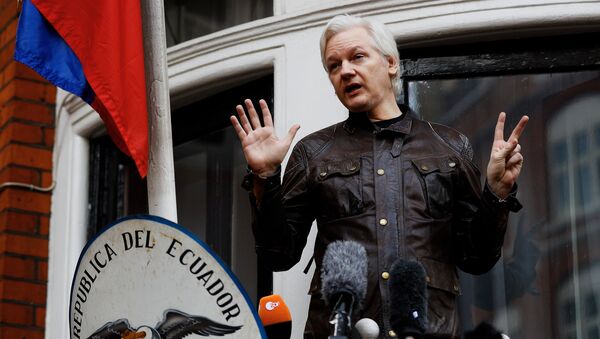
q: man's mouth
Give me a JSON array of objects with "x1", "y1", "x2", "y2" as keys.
[{"x1": 344, "y1": 83, "x2": 362, "y2": 95}]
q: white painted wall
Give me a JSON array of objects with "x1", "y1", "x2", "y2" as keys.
[{"x1": 48, "y1": 1, "x2": 600, "y2": 338}]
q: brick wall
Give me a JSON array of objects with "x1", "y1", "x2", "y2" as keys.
[{"x1": 0, "y1": 1, "x2": 55, "y2": 338}]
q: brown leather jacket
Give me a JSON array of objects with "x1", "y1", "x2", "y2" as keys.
[{"x1": 249, "y1": 107, "x2": 521, "y2": 338}]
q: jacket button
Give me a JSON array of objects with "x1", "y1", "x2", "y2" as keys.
[
  {"x1": 379, "y1": 218, "x2": 388, "y2": 226},
  {"x1": 381, "y1": 272, "x2": 390, "y2": 280},
  {"x1": 388, "y1": 330, "x2": 397, "y2": 337},
  {"x1": 453, "y1": 284, "x2": 459, "y2": 292},
  {"x1": 349, "y1": 166, "x2": 357, "y2": 171},
  {"x1": 421, "y1": 165, "x2": 429, "y2": 171},
  {"x1": 449, "y1": 161, "x2": 456, "y2": 168},
  {"x1": 377, "y1": 169, "x2": 385, "y2": 175},
  {"x1": 320, "y1": 171, "x2": 327, "y2": 177},
  {"x1": 426, "y1": 276, "x2": 431, "y2": 283}
]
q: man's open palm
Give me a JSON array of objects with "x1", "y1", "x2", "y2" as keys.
[{"x1": 230, "y1": 99, "x2": 300, "y2": 177}]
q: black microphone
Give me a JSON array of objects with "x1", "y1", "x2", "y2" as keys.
[
  {"x1": 389, "y1": 259, "x2": 428, "y2": 338},
  {"x1": 321, "y1": 241, "x2": 368, "y2": 339},
  {"x1": 258, "y1": 294, "x2": 292, "y2": 339}
]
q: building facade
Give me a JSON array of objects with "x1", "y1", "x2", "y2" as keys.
[{"x1": 1, "y1": 0, "x2": 600, "y2": 338}]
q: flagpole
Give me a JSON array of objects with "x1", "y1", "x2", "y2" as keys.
[{"x1": 140, "y1": 0, "x2": 178, "y2": 222}]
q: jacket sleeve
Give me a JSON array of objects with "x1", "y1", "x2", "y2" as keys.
[
  {"x1": 249, "y1": 141, "x2": 316, "y2": 272},
  {"x1": 452, "y1": 138, "x2": 522, "y2": 275}
]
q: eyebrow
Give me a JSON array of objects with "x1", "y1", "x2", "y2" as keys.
[{"x1": 325, "y1": 46, "x2": 365, "y2": 63}]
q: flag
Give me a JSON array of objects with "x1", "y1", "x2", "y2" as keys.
[{"x1": 15, "y1": 0, "x2": 149, "y2": 177}]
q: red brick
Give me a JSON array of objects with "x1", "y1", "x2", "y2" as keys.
[
  {"x1": 0, "y1": 144, "x2": 52, "y2": 170},
  {"x1": 0, "y1": 301, "x2": 34, "y2": 325},
  {"x1": 42, "y1": 127, "x2": 54, "y2": 147},
  {"x1": 0, "y1": 210, "x2": 38, "y2": 233},
  {"x1": 0, "y1": 61, "x2": 15, "y2": 87},
  {"x1": 0, "y1": 166, "x2": 40, "y2": 186},
  {"x1": 43, "y1": 85, "x2": 56, "y2": 104},
  {"x1": 0, "y1": 188, "x2": 51, "y2": 214},
  {"x1": 15, "y1": 62, "x2": 44, "y2": 83},
  {"x1": 0, "y1": 1, "x2": 18, "y2": 32},
  {"x1": 0, "y1": 326, "x2": 44, "y2": 339},
  {"x1": 0, "y1": 18, "x2": 16, "y2": 50},
  {"x1": 13, "y1": 122, "x2": 44, "y2": 144},
  {"x1": 0, "y1": 78, "x2": 15, "y2": 106},
  {"x1": 0, "y1": 122, "x2": 44, "y2": 147},
  {"x1": 40, "y1": 172, "x2": 51, "y2": 189},
  {"x1": 3, "y1": 100, "x2": 54, "y2": 125},
  {"x1": 14, "y1": 79, "x2": 50, "y2": 102},
  {"x1": 36, "y1": 260, "x2": 47, "y2": 281},
  {"x1": 0, "y1": 41, "x2": 15, "y2": 73},
  {"x1": 0, "y1": 279, "x2": 46, "y2": 304},
  {"x1": 34, "y1": 307, "x2": 45, "y2": 328},
  {"x1": 38, "y1": 215, "x2": 49, "y2": 236},
  {"x1": 0, "y1": 233, "x2": 48, "y2": 257},
  {"x1": 0, "y1": 256, "x2": 36, "y2": 279}
]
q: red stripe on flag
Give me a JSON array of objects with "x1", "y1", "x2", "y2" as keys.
[{"x1": 32, "y1": 0, "x2": 149, "y2": 177}]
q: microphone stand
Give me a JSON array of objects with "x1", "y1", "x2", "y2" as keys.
[{"x1": 328, "y1": 293, "x2": 354, "y2": 339}]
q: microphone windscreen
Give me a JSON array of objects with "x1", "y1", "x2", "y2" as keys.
[
  {"x1": 258, "y1": 294, "x2": 291, "y2": 339},
  {"x1": 321, "y1": 240, "x2": 368, "y2": 309},
  {"x1": 389, "y1": 259, "x2": 428, "y2": 336},
  {"x1": 351, "y1": 318, "x2": 380, "y2": 339}
]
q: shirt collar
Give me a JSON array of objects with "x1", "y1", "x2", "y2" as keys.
[{"x1": 343, "y1": 103, "x2": 414, "y2": 135}]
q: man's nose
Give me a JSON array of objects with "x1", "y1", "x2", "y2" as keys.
[{"x1": 340, "y1": 60, "x2": 355, "y2": 77}]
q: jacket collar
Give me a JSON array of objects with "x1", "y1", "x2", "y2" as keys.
[{"x1": 343, "y1": 103, "x2": 414, "y2": 135}]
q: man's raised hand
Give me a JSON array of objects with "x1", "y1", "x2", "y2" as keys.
[
  {"x1": 230, "y1": 99, "x2": 300, "y2": 177},
  {"x1": 486, "y1": 112, "x2": 529, "y2": 199}
]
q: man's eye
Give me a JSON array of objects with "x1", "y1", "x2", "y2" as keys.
[
  {"x1": 328, "y1": 63, "x2": 339, "y2": 72},
  {"x1": 354, "y1": 54, "x2": 364, "y2": 60}
]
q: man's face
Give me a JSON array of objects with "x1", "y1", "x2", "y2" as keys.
[{"x1": 324, "y1": 27, "x2": 396, "y2": 113}]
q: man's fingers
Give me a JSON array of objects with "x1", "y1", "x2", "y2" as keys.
[
  {"x1": 230, "y1": 115, "x2": 247, "y2": 140},
  {"x1": 493, "y1": 112, "x2": 506, "y2": 142},
  {"x1": 496, "y1": 139, "x2": 519, "y2": 160},
  {"x1": 259, "y1": 99, "x2": 274, "y2": 127},
  {"x1": 508, "y1": 115, "x2": 529, "y2": 141},
  {"x1": 244, "y1": 99, "x2": 262, "y2": 130},
  {"x1": 236, "y1": 104, "x2": 253, "y2": 134},
  {"x1": 507, "y1": 144, "x2": 521, "y2": 159},
  {"x1": 283, "y1": 124, "x2": 301, "y2": 146},
  {"x1": 506, "y1": 152, "x2": 524, "y2": 168}
]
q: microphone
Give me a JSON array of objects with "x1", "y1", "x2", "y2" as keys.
[
  {"x1": 258, "y1": 294, "x2": 292, "y2": 339},
  {"x1": 321, "y1": 240, "x2": 368, "y2": 338},
  {"x1": 389, "y1": 259, "x2": 428, "y2": 338},
  {"x1": 350, "y1": 318, "x2": 380, "y2": 339}
]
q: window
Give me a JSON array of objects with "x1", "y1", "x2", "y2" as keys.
[
  {"x1": 171, "y1": 74, "x2": 275, "y2": 304},
  {"x1": 87, "y1": 136, "x2": 148, "y2": 238},
  {"x1": 401, "y1": 32, "x2": 600, "y2": 338},
  {"x1": 164, "y1": 0, "x2": 272, "y2": 47}
]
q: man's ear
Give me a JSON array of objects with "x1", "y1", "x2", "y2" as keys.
[{"x1": 386, "y1": 55, "x2": 399, "y2": 76}]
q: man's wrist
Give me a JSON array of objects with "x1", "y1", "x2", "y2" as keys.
[
  {"x1": 483, "y1": 181, "x2": 522, "y2": 212},
  {"x1": 242, "y1": 166, "x2": 281, "y2": 191}
]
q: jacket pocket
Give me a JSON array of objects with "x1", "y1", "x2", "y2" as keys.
[
  {"x1": 315, "y1": 158, "x2": 364, "y2": 219},
  {"x1": 412, "y1": 156, "x2": 457, "y2": 219},
  {"x1": 419, "y1": 257, "x2": 460, "y2": 331}
]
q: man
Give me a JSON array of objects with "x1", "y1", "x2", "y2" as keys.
[{"x1": 230, "y1": 15, "x2": 528, "y2": 338}]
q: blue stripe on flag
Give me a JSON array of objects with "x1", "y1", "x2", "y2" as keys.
[{"x1": 14, "y1": 0, "x2": 95, "y2": 104}]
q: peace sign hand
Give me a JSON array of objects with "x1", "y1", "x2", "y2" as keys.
[
  {"x1": 230, "y1": 99, "x2": 300, "y2": 177},
  {"x1": 486, "y1": 112, "x2": 529, "y2": 199}
]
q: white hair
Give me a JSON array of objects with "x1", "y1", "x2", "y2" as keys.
[{"x1": 320, "y1": 15, "x2": 401, "y2": 99}]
